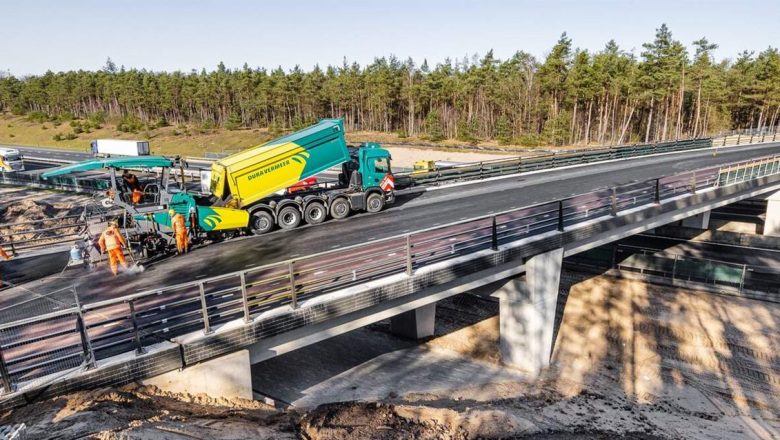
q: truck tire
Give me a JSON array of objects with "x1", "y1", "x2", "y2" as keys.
[
  {"x1": 277, "y1": 206, "x2": 302, "y2": 230},
  {"x1": 304, "y1": 202, "x2": 327, "y2": 225},
  {"x1": 251, "y1": 211, "x2": 274, "y2": 235},
  {"x1": 366, "y1": 193, "x2": 385, "y2": 213},
  {"x1": 330, "y1": 198, "x2": 350, "y2": 220}
]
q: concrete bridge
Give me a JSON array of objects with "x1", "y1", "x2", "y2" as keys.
[{"x1": 2, "y1": 143, "x2": 780, "y2": 407}]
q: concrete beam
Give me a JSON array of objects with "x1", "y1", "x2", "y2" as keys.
[
  {"x1": 765, "y1": 190, "x2": 780, "y2": 237},
  {"x1": 143, "y1": 349, "x2": 252, "y2": 400},
  {"x1": 390, "y1": 303, "x2": 436, "y2": 339},
  {"x1": 680, "y1": 210, "x2": 711, "y2": 229},
  {"x1": 497, "y1": 248, "x2": 563, "y2": 377}
]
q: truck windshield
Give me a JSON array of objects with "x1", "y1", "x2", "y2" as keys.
[{"x1": 374, "y1": 158, "x2": 390, "y2": 173}]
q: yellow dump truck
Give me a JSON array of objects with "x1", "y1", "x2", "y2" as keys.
[{"x1": 209, "y1": 119, "x2": 395, "y2": 234}]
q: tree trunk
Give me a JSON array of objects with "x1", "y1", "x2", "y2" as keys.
[{"x1": 645, "y1": 96, "x2": 654, "y2": 143}]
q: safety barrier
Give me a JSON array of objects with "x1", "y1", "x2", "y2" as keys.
[
  {"x1": 1, "y1": 151, "x2": 778, "y2": 395},
  {"x1": 395, "y1": 138, "x2": 713, "y2": 188}
]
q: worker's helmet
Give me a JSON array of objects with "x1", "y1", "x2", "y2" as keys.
[
  {"x1": 168, "y1": 209, "x2": 176, "y2": 217},
  {"x1": 110, "y1": 219, "x2": 119, "y2": 226}
]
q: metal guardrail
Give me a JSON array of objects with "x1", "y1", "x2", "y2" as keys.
[
  {"x1": 617, "y1": 250, "x2": 780, "y2": 295},
  {"x1": 1, "y1": 152, "x2": 778, "y2": 395},
  {"x1": 395, "y1": 138, "x2": 713, "y2": 188}
]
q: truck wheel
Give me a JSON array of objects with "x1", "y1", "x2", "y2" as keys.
[
  {"x1": 330, "y1": 198, "x2": 350, "y2": 219},
  {"x1": 366, "y1": 193, "x2": 385, "y2": 213},
  {"x1": 251, "y1": 211, "x2": 274, "y2": 235},
  {"x1": 304, "y1": 202, "x2": 327, "y2": 225},
  {"x1": 277, "y1": 206, "x2": 302, "y2": 230}
]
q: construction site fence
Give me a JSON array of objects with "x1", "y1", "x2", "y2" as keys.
[{"x1": 1, "y1": 151, "x2": 779, "y2": 395}]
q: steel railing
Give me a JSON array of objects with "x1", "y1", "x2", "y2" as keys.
[{"x1": 0, "y1": 152, "x2": 779, "y2": 395}]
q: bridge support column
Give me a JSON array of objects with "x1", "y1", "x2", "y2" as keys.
[
  {"x1": 143, "y1": 349, "x2": 252, "y2": 400},
  {"x1": 497, "y1": 248, "x2": 563, "y2": 377},
  {"x1": 390, "y1": 303, "x2": 436, "y2": 339},
  {"x1": 681, "y1": 211, "x2": 711, "y2": 229},
  {"x1": 764, "y1": 190, "x2": 780, "y2": 237}
]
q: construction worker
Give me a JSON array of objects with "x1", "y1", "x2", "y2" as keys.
[
  {"x1": 169, "y1": 209, "x2": 188, "y2": 255},
  {"x1": 98, "y1": 221, "x2": 128, "y2": 276},
  {"x1": 131, "y1": 188, "x2": 143, "y2": 204}
]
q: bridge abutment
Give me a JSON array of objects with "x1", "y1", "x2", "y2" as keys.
[
  {"x1": 390, "y1": 303, "x2": 436, "y2": 339},
  {"x1": 764, "y1": 190, "x2": 780, "y2": 236},
  {"x1": 497, "y1": 247, "x2": 563, "y2": 377},
  {"x1": 143, "y1": 349, "x2": 253, "y2": 400}
]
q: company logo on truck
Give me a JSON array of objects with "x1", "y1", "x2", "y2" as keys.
[{"x1": 246, "y1": 151, "x2": 310, "y2": 181}]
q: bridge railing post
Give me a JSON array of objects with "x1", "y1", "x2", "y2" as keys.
[
  {"x1": 0, "y1": 344, "x2": 13, "y2": 394},
  {"x1": 739, "y1": 264, "x2": 747, "y2": 293},
  {"x1": 76, "y1": 312, "x2": 95, "y2": 369},
  {"x1": 240, "y1": 272, "x2": 250, "y2": 323},
  {"x1": 197, "y1": 282, "x2": 212, "y2": 335},
  {"x1": 288, "y1": 261, "x2": 297, "y2": 309},
  {"x1": 690, "y1": 172, "x2": 697, "y2": 194},
  {"x1": 610, "y1": 188, "x2": 618, "y2": 216},
  {"x1": 557, "y1": 201, "x2": 565, "y2": 232},
  {"x1": 491, "y1": 216, "x2": 498, "y2": 250},
  {"x1": 128, "y1": 300, "x2": 146, "y2": 355},
  {"x1": 405, "y1": 234, "x2": 413, "y2": 275}
]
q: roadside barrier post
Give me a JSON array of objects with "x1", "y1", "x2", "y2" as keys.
[
  {"x1": 690, "y1": 173, "x2": 697, "y2": 194},
  {"x1": 0, "y1": 346, "x2": 13, "y2": 394},
  {"x1": 198, "y1": 283, "x2": 212, "y2": 335},
  {"x1": 654, "y1": 179, "x2": 661, "y2": 204},
  {"x1": 288, "y1": 261, "x2": 297, "y2": 309},
  {"x1": 240, "y1": 272, "x2": 251, "y2": 323},
  {"x1": 128, "y1": 300, "x2": 146, "y2": 355}
]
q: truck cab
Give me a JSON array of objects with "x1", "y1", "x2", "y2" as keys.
[
  {"x1": 341, "y1": 143, "x2": 392, "y2": 189},
  {"x1": 0, "y1": 148, "x2": 24, "y2": 172}
]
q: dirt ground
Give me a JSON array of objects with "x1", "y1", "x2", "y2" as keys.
[
  {"x1": 0, "y1": 187, "x2": 92, "y2": 252},
  {"x1": 383, "y1": 146, "x2": 514, "y2": 168},
  {"x1": 1, "y1": 274, "x2": 778, "y2": 439}
]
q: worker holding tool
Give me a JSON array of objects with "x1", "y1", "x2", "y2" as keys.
[
  {"x1": 169, "y1": 209, "x2": 189, "y2": 255},
  {"x1": 98, "y1": 221, "x2": 128, "y2": 276}
]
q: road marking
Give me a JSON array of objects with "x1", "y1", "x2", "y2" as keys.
[
  {"x1": 314, "y1": 270, "x2": 327, "y2": 275},
  {"x1": 331, "y1": 245, "x2": 341, "y2": 249},
  {"x1": 388, "y1": 253, "x2": 397, "y2": 257}
]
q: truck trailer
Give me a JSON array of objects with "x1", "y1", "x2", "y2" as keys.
[{"x1": 91, "y1": 139, "x2": 150, "y2": 157}]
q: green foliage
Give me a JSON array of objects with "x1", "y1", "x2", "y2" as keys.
[
  {"x1": 424, "y1": 110, "x2": 444, "y2": 142},
  {"x1": 117, "y1": 114, "x2": 144, "y2": 133},
  {"x1": 1, "y1": 25, "x2": 779, "y2": 146},
  {"x1": 495, "y1": 115, "x2": 512, "y2": 145},
  {"x1": 396, "y1": 129, "x2": 408, "y2": 139}
]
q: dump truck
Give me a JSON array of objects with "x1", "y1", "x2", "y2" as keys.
[{"x1": 208, "y1": 118, "x2": 395, "y2": 234}]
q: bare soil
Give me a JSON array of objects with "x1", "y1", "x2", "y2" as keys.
[{"x1": 0, "y1": 187, "x2": 90, "y2": 249}]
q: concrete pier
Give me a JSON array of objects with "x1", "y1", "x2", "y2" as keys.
[
  {"x1": 681, "y1": 211, "x2": 711, "y2": 229},
  {"x1": 765, "y1": 190, "x2": 780, "y2": 237},
  {"x1": 390, "y1": 303, "x2": 436, "y2": 339},
  {"x1": 497, "y1": 248, "x2": 563, "y2": 377}
]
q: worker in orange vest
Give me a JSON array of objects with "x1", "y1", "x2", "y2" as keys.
[
  {"x1": 98, "y1": 221, "x2": 128, "y2": 276},
  {"x1": 131, "y1": 188, "x2": 143, "y2": 204},
  {"x1": 169, "y1": 209, "x2": 189, "y2": 255}
]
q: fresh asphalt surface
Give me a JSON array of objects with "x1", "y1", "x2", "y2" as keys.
[{"x1": 3, "y1": 142, "x2": 780, "y2": 318}]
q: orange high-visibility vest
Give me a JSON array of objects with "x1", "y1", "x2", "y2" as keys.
[
  {"x1": 172, "y1": 213, "x2": 186, "y2": 235},
  {"x1": 99, "y1": 228, "x2": 125, "y2": 251}
]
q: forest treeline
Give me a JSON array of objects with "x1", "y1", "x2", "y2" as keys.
[{"x1": 1, "y1": 24, "x2": 779, "y2": 146}]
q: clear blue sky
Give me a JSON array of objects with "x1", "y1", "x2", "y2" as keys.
[{"x1": 1, "y1": 0, "x2": 778, "y2": 75}]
